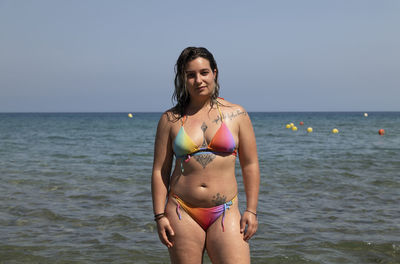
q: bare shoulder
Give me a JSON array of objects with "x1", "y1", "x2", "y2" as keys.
[{"x1": 157, "y1": 108, "x2": 180, "y2": 130}]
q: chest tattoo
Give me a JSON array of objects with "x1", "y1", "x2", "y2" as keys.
[{"x1": 193, "y1": 122, "x2": 215, "y2": 168}]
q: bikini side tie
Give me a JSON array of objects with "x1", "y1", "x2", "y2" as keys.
[{"x1": 221, "y1": 200, "x2": 233, "y2": 232}]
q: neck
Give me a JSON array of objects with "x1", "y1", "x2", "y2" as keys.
[{"x1": 187, "y1": 97, "x2": 213, "y2": 114}]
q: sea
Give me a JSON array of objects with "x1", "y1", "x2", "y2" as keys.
[{"x1": 0, "y1": 112, "x2": 399, "y2": 264}]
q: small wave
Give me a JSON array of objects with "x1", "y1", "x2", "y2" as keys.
[
  {"x1": 0, "y1": 244, "x2": 50, "y2": 263},
  {"x1": 105, "y1": 151, "x2": 153, "y2": 159},
  {"x1": 107, "y1": 176, "x2": 132, "y2": 183},
  {"x1": 68, "y1": 194, "x2": 109, "y2": 200},
  {"x1": 369, "y1": 179, "x2": 400, "y2": 188},
  {"x1": 46, "y1": 135, "x2": 71, "y2": 140},
  {"x1": 320, "y1": 240, "x2": 400, "y2": 263},
  {"x1": 94, "y1": 214, "x2": 136, "y2": 228},
  {"x1": 108, "y1": 232, "x2": 129, "y2": 241},
  {"x1": 9, "y1": 178, "x2": 44, "y2": 186},
  {"x1": 26, "y1": 208, "x2": 65, "y2": 221},
  {"x1": 51, "y1": 153, "x2": 89, "y2": 159}
]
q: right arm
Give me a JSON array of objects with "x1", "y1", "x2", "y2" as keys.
[{"x1": 151, "y1": 112, "x2": 174, "y2": 247}]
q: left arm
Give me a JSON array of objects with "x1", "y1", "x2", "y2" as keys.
[{"x1": 237, "y1": 108, "x2": 260, "y2": 241}]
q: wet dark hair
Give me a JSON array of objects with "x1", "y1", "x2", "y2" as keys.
[{"x1": 172, "y1": 47, "x2": 220, "y2": 117}]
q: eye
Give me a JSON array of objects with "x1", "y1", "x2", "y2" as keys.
[
  {"x1": 201, "y1": 71, "x2": 209, "y2": 76},
  {"x1": 186, "y1": 73, "x2": 195, "y2": 78}
]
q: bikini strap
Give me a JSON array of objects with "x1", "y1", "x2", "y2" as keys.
[
  {"x1": 216, "y1": 103, "x2": 224, "y2": 122},
  {"x1": 181, "y1": 115, "x2": 187, "y2": 125}
]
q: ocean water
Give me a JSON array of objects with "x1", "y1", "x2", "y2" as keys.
[{"x1": 0, "y1": 112, "x2": 399, "y2": 264}]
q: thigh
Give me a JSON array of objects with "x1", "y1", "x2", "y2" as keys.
[
  {"x1": 205, "y1": 202, "x2": 250, "y2": 264},
  {"x1": 165, "y1": 196, "x2": 206, "y2": 264}
]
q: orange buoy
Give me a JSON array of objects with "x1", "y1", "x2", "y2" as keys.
[
  {"x1": 299, "y1": 121, "x2": 304, "y2": 126},
  {"x1": 378, "y1": 129, "x2": 385, "y2": 135}
]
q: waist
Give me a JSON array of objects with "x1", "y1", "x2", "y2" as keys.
[
  {"x1": 169, "y1": 175, "x2": 238, "y2": 208},
  {"x1": 170, "y1": 192, "x2": 238, "y2": 208}
]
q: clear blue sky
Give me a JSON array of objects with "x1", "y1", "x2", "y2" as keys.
[{"x1": 1, "y1": 0, "x2": 399, "y2": 112}]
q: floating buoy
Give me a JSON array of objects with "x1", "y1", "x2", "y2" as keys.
[
  {"x1": 292, "y1": 126, "x2": 298, "y2": 131},
  {"x1": 299, "y1": 121, "x2": 304, "y2": 126},
  {"x1": 307, "y1": 127, "x2": 313, "y2": 133},
  {"x1": 364, "y1": 113, "x2": 368, "y2": 117},
  {"x1": 332, "y1": 128, "x2": 339, "y2": 134},
  {"x1": 128, "y1": 113, "x2": 133, "y2": 118},
  {"x1": 290, "y1": 123, "x2": 294, "y2": 127},
  {"x1": 378, "y1": 129, "x2": 385, "y2": 135},
  {"x1": 286, "y1": 124, "x2": 292, "y2": 129}
]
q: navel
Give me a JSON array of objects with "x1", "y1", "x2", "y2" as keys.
[{"x1": 200, "y1": 183, "x2": 207, "y2": 188}]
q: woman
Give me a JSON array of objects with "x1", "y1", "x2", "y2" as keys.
[{"x1": 151, "y1": 47, "x2": 260, "y2": 263}]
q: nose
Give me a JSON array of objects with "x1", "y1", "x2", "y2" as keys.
[{"x1": 195, "y1": 73, "x2": 202, "y2": 84}]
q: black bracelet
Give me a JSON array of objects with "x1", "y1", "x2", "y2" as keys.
[
  {"x1": 245, "y1": 209, "x2": 257, "y2": 217},
  {"x1": 154, "y1": 213, "x2": 165, "y2": 221},
  {"x1": 154, "y1": 213, "x2": 165, "y2": 218}
]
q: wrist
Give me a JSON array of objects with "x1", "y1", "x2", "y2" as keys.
[
  {"x1": 154, "y1": 212, "x2": 165, "y2": 221},
  {"x1": 245, "y1": 209, "x2": 257, "y2": 217}
]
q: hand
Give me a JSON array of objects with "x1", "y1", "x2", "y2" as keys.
[
  {"x1": 240, "y1": 210, "x2": 258, "y2": 242},
  {"x1": 156, "y1": 216, "x2": 175, "y2": 248}
]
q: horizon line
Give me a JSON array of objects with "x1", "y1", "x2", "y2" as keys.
[{"x1": 1, "y1": 110, "x2": 399, "y2": 114}]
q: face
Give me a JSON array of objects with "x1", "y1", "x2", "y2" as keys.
[{"x1": 184, "y1": 57, "x2": 217, "y2": 99}]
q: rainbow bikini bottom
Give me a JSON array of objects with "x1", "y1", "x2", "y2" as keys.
[{"x1": 173, "y1": 194, "x2": 237, "y2": 232}]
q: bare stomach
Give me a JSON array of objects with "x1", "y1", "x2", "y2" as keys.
[{"x1": 169, "y1": 155, "x2": 238, "y2": 207}]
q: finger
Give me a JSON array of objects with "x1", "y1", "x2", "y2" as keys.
[
  {"x1": 243, "y1": 228, "x2": 250, "y2": 241},
  {"x1": 158, "y1": 223, "x2": 173, "y2": 248},
  {"x1": 161, "y1": 229, "x2": 173, "y2": 248},
  {"x1": 246, "y1": 227, "x2": 255, "y2": 240},
  {"x1": 244, "y1": 228, "x2": 253, "y2": 241},
  {"x1": 243, "y1": 222, "x2": 255, "y2": 241},
  {"x1": 165, "y1": 225, "x2": 175, "y2": 248},
  {"x1": 244, "y1": 222, "x2": 258, "y2": 241}
]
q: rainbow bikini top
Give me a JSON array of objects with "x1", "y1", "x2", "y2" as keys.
[{"x1": 173, "y1": 104, "x2": 237, "y2": 160}]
